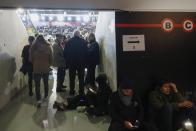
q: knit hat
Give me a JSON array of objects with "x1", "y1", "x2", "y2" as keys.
[
  {"x1": 87, "y1": 73, "x2": 108, "y2": 88},
  {"x1": 95, "y1": 73, "x2": 107, "y2": 84},
  {"x1": 119, "y1": 78, "x2": 134, "y2": 89}
]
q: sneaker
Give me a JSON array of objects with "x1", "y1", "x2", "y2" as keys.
[
  {"x1": 76, "y1": 106, "x2": 86, "y2": 112},
  {"x1": 54, "y1": 102, "x2": 65, "y2": 111},
  {"x1": 57, "y1": 105, "x2": 65, "y2": 111},
  {"x1": 53, "y1": 101, "x2": 60, "y2": 109},
  {"x1": 36, "y1": 101, "x2": 41, "y2": 108}
]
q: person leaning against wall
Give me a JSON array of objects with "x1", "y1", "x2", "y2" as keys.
[
  {"x1": 108, "y1": 78, "x2": 150, "y2": 131},
  {"x1": 29, "y1": 35, "x2": 53, "y2": 107},
  {"x1": 148, "y1": 79, "x2": 196, "y2": 131},
  {"x1": 53, "y1": 73, "x2": 112, "y2": 116},
  {"x1": 85, "y1": 33, "x2": 100, "y2": 85}
]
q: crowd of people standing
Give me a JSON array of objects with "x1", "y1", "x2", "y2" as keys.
[{"x1": 21, "y1": 30, "x2": 100, "y2": 107}]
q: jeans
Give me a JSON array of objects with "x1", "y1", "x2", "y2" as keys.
[
  {"x1": 69, "y1": 65, "x2": 85, "y2": 95},
  {"x1": 156, "y1": 103, "x2": 173, "y2": 131},
  {"x1": 34, "y1": 73, "x2": 49, "y2": 101},
  {"x1": 57, "y1": 67, "x2": 66, "y2": 90}
]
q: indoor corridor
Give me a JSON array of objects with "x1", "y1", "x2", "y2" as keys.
[{"x1": 0, "y1": 70, "x2": 110, "y2": 131}]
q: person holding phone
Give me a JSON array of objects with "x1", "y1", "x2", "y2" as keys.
[
  {"x1": 85, "y1": 73, "x2": 112, "y2": 116},
  {"x1": 53, "y1": 73, "x2": 112, "y2": 116},
  {"x1": 108, "y1": 78, "x2": 146, "y2": 131},
  {"x1": 148, "y1": 79, "x2": 196, "y2": 131}
]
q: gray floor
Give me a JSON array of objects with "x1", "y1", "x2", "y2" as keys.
[{"x1": 0, "y1": 70, "x2": 110, "y2": 131}]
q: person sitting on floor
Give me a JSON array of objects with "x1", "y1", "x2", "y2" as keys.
[
  {"x1": 108, "y1": 78, "x2": 146, "y2": 131},
  {"x1": 53, "y1": 73, "x2": 112, "y2": 116},
  {"x1": 148, "y1": 79, "x2": 196, "y2": 131}
]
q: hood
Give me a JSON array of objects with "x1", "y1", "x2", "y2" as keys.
[{"x1": 35, "y1": 42, "x2": 49, "y2": 52}]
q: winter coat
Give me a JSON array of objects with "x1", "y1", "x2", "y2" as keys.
[
  {"x1": 22, "y1": 45, "x2": 32, "y2": 66},
  {"x1": 86, "y1": 40, "x2": 100, "y2": 65},
  {"x1": 52, "y1": 41, "x2": 66, "y2": 67},
  {"x1": 148, "y1": 89, "x2": 184, "y2": 112},
  {"x1": 87, "y1": 81, "x2": 112, "y2": 109},
  {"x1": 64, "y1": 36, "x2": 87, "y2": 67},
  {"x1": 110, "y1": 91, "x2": 144, "y2": 124},
  {"x1": 29, "y1": 42, "x2": 53, "y2": 74}
]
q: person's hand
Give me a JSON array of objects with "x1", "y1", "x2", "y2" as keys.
[
  {"x1": 92, "y1": 90, "x2": 97, "y2": 95},
  {"x1": 124, "y1": 121, "x2": 132, "y2": 130},
  {"x1": 89, "y1": 88, "x2": 97, "y2": 95},
  {"x1": 124, "y1": 121, "x2": 139, "y2": 130},
  {"x1": 179, "y1": 101, "x2": 193, "y2": 108},
  {"x1": 170, "y1": 83, "x2": 178, "y2": 93}
]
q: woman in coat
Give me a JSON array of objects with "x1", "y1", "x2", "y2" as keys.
[
  {"x1": 85, "y1": 33, "x2": 100, "y2": 85},
  {"x1": 29, "y1": 35, "x2": 53, "y2": 107}
]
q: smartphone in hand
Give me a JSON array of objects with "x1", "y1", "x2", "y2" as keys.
[
  {"x1": 129, "y1": 120, "x2": 140, "y2": 128},
  {"x1": 89, "y1": 88, "x2": 94, "y2": 92}
]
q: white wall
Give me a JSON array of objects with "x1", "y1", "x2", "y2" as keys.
[
  {"x1": 0, "y1": 10, "x2": 28, "y2": 110},
  {"x1": 1, "y1": 0, "x2": 196, "y2": 11},
  {"x1": 95, "y1": 11, "x2": 117, "y2": 91},
  {"x1": 119, "y1": 0, "x2": 196, "y2": 11}
]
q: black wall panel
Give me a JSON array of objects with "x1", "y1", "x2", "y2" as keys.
[{"x1": 115, "y1": 11, "x2": 196, "y2": 96}]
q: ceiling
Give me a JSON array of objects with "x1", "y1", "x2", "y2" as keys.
[{"x1": 0, "y1": 0, "x2": 196, "y2": 11}]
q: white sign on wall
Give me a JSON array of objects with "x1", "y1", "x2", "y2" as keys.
[{"x1": 123, "y1": 35, "x2": 145, "y2": 51}]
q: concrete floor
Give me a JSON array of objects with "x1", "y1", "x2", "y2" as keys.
[{"x1": 0, "y1": 70, "x2": 110, "y2": 131}]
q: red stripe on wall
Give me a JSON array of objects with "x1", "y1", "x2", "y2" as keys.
[
  {"x1": 174, "y1": 24, "x2": 182, "y2": 27},
  {"x1": 116, "y1": 24, "x2": 161, "y2": 28},
  {"x1": 116, "y1": 24, "x2": 183, "y2": 28}
]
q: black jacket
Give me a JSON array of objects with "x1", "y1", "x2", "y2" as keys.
[
  {"x1": 20, "y1": 45, "x2": 33, "y2": 74},
  {"x1": 64, "y1": 36, "x2": 87, "y2": 67},
  {"x1": 86, "y1": 81, "x2": 112, "y2": 113},
  {"x1": 110, "y1": 91, "x2": 144, "y2": 124},
  {"x1": 22, "y1": 45, "x2": 32, "y2": 66},
  {"x1": 86, "y1": 40, "x2": 100, "y2": 65}
]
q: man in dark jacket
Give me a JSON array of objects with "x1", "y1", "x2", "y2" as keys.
[
  {"x1": 64, "y1": 30, "x2": 87, "y2": 96},
  {"x1": 53, "y1": 34, "x2": 66, "y2": 92},
  {"x1": 108, "y1": 78, "x2": 144, "y2": 131},
  {"x1": 148, "y1": 79, "x2": 196, "y2": 131},
  {"x1": 85, "y1": 33, "x2": 100, "y2": 85},
  {"x1": 21, "y1": 36, "x2": 35, "y2": 96}
]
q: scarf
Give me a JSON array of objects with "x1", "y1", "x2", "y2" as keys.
[{"x1": 118, "y1": 89, "x2": 133, "y2": 106}]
